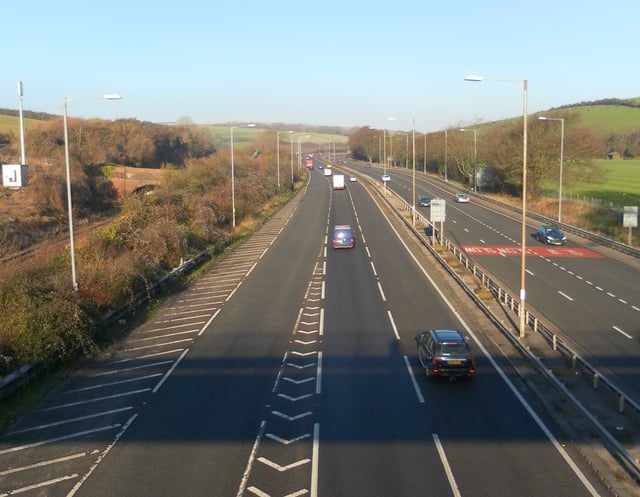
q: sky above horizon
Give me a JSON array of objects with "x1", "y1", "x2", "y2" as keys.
[{"x1": 2, "y1": 0, "x2": 638, "y2": 133}]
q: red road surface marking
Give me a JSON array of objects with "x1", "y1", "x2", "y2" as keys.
[{"x1": 461, "y1": 245, "x2": 604, "y2": 258}]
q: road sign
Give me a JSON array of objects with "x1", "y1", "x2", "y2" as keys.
[
  {"x1": 623, "y1": 206, "x2": 638, "y2": 228},
  {"x1": 430, "y1": 198, "x2": 446, "y2": 223}
]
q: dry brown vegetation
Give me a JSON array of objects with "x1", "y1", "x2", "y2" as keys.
[{"x1": 0, "y1": 119, "x2": 299, "y2": 376}]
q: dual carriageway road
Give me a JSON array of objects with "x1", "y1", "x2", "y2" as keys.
[{"x1": 0, "y1": 165, "x2": 625, "y2": 496}]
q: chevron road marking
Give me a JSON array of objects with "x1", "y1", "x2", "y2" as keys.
[
  {"x1": 265, "y1": 433, "x2": 312, "y2": 444},
  {"x1": 286, "y1": 362, "x2": 316, "y2": 369},
  {"x1": 282, "y1": 377, "x2": 314, "y2": 385},
  {"x1": 247, "y1": 486, "x2": 308, "y2": 497},
  {"x1": 278, "y1": 393, "x2": 313, "y2": 401},
  {"x1": 271, "y1": 411, "x2": 313, "y2": 421},
  {"x1": 257, "y1": 457, "x2": 311, "y2": 471}
]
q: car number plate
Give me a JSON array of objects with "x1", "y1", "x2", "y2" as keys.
[{"x1": 448, "y1": 360, "x2": 462, "y2": 365}]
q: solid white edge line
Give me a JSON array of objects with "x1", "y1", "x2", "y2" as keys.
[
  {"x1": 316, "y1": 351, "x2": 323, "y2": 394},
  {"x1": 152, "y1": 348, "x2": 189, "y2": 393},
  {"x1": 236, "y1": 420, "x2": 267, "y2": 497},
  {"x1": 311, "y1": 423, "x2": 320, "y2": 497},
  {"x1": 66, "y1": 413, "x2": 138, "y2": 497},
  {"x1": 403, "y1": 355, "x2": 425, "y2": 404},
  {"x1": 198, "y1": 308, "x2": 221, "y2": 336},
  {"x1": 432, "y1": 433, "x2": 462, "y2": 497}
]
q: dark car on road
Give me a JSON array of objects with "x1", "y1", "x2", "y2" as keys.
[
  {"x1": 536, "y1": 225, "x2": 566, "y2": 245},
  {"x1": 415, "y1": 329, "x2": 475, "y2": 379},
  {"x1": 418, "y1": 195, "x2": 431, "y2": 207},
  {"x1": 332, "y1": 224, "x2": 355, "y2": 249}
]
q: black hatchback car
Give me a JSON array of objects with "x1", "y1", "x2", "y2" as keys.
[{"x1": 415, "y1": 329, "x2": 475, "y2": 379}]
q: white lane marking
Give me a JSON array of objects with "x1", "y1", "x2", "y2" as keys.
[
  {"x1": 63, "y1": 374, "x2": 162, "y2": 394},
  {"x1": 370, "y1": 190, "x2": 602, "y2": 497},
  {"x1": 612, "y1": 326, "x2": 633, "y2": 339},
  {"x1": 265, "y1": 433, "x2": 311, "y2": 444},
  {"x1": 271, "y1": 411, "x2": 312, "y2": 421},
  {"x1": 257, "y1": 457, "x2": 310, "y2": 471},
  {"x1": 198, "y1": 308, "x2": 221, "y2": 336},
  {"x1": 8, "y1": 407, "x2": 134, "y2": 435},
  {"x1": 433, "y1": 434, "x2": 462, "y2": 497},
  {"x1": 525, "y1": 268, "x2": 535, "y2": 276},
  {"x1": 153, "y1": 348, "x2": 189, "y2": 393},
  {"x1": 316, "y1": 351, "x2": 323, "y2": 395},
  {"x1": 377, "y1": 281, "x2": 387, "y2": 301},
  {"x1": 129, "y1": 329, "x2": 200, "y2": 343},
  {"x1": 387, "y1": 311, "x2": 400, "y2": 340},
  {"x1": 606, "y1": 292, "x2": 616, "y2": 298},
  {"x1": 403, "y1": 356, "x2": 425, "y2": 404},
  {"x1": 632, "y1": 306, "x2": 640, "y2": 312},
  {"x1": 67, "y1": 414, "x2": 138, "y2": 497},
  {"x1": 91, "y1": 360, "x2": 173, "y2": 377},
  {"x1": 0, "y1": 451, "x2": 95, "y2": 476},
  {"x1": 39, "y1": 390, "x2": 150, "y2": 412},
  {"x1": 0, "y1": 425, "x2": 120, "y2": 455},
  {"x1": 123, "y1": 338, "x2": 192, "y2": 352},
  {"x1": 236, "y1": 422, "x2": 266, "y2": 496},
  {"x1": 558, "y1": 291, "x2": 574, "y2": 302},
  {"x1": 1, "y1": 474, "x2": 79, "y2": 496},
  {"x1": 311, "y1": 423, "x2": 320, "y2": 497}
]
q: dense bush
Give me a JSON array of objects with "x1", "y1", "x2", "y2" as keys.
[{"x1": 0, "y1": 129, "x2": 297, "y2": 376}]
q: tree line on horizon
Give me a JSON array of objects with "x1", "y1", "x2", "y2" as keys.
[{"x1": 348, "y1": 109, "x2": 611, "y2": 196}]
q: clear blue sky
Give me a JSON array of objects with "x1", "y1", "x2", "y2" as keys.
[{"x1": 2, "y1": 0, "x2": 638, "y2": 133}]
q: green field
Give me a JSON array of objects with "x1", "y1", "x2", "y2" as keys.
[
  {"x1": 206, "y1": 125, "x2": 348, "y2": 149},
  {"x1": 0, "y1": 114, "x2": 40, "y2": 134},
  {"x1": 575, "y1": 105, "x2": 640, "y2": 136},
  {"x1": 568, "y1": 158, "x2": 640, "y2": 207}
]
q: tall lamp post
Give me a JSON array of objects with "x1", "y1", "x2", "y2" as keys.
[
  {"x1": 412, "y1": 118, "x2": 416, "y2": 225},
  {"x1": 230, "y1": 123, "x2": 256, "y2": 229},
  {"x1": 465, "y1": 74, "x2": 528, "y2": 338},
  {"x1": 459, "y1": 128, "x2": 477, "y2": 191},
  {"x1": 383, "y1": 117, "x2": 397, "y2": 174},
  {"x1": 276, "y1": 130, "x2": 293, "y2": 189},
  {"x1": 444, "y1": 129, "x2": 448, "y2": 182},
  {"x1": 63, "y1": 93, "x2": 122, "y2": 292},
  {"x1": 538, "y1": 116, "x2": 565, "y2": 223}
]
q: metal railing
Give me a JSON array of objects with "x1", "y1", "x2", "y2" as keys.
[{"x1": 368, "y1": 180, "x2": 640, "y2": 479}]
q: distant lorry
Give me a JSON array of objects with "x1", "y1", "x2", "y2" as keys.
[
  {"x1": 324, "y1": 167, "x2": 332, "y2": 176},
  {"x1": 332, "y1": 174, "x2": 345, "y2": 190},
  {"x1": 305, "y1": 158, "x2": 314, "y2": 170}
]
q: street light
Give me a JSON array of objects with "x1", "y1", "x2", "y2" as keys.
[
  {"x1": 412, "y1": 118, "x2": 416, "y2": 225},
  {"x1": 444, "y1": 129, "x2": 448, "y2": 182},
  {"x1": 230, "y1": 123, "x2": 256, "y2": 229},
  {"x1": 465, "y1": 74, "x2": 528, "y2": 338},
  {"x1": 63, "y1": 93, "x2": 122, "y2": 292},
  {"x1": 538, "y1": 116, "x2": 565, "y2": 223},
  {"x1": 276, "y1": 130, "x2": 293, "y2": 189},
  {"x1": 383, "y1": 117, "x2": 397, "y2": 174},
  {"x1": 460, "y1": 128, "x2": 477, "y2": 191}
]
